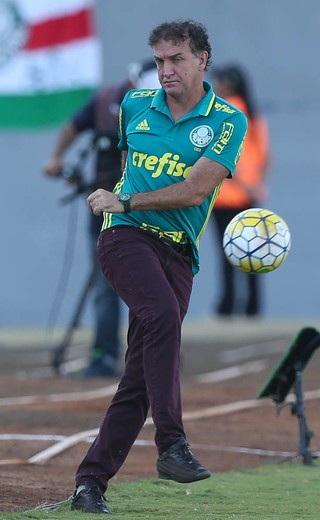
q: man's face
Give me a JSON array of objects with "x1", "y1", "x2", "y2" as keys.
[{"x1": 153, "y1": 39, "x2": 207, "y2": 98}]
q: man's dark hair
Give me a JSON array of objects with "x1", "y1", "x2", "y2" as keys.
[{"x1": 148, "y1": 20, "x2": 212, "y2": 70}]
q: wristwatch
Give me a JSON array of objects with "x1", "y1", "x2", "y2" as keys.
[{"x1": 117, "y1": 192, "x2": 131, "y2": 212}]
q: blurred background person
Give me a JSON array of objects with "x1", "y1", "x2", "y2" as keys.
[
  {"x1": 210, "y1": 64, "x2": 270, "y2": 317},
  {"x1": 43, "y1": 59, "x2": 160, "y2": 377}
]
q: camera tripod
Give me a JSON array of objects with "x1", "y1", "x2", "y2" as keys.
[
  {"x1": 51, "y1": 262, "x2": 98, "y2": 374},
  {"x1": 50, "y1": 145, "x2": 98, "y2": 374}
]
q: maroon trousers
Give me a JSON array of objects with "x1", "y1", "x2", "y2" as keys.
[{"x1": 75, "y1": 226, "x2": 193, "y2": 492}]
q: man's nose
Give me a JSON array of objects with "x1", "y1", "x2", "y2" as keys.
[{"x1": 162, "y1": 62, "x2": 174, "y2": 76}]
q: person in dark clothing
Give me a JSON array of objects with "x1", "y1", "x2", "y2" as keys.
[
  {"x1": 69, "y1": 20, "x2": 247, "y2": 515},
  {"x1": 44, "y1": 60, "x2": 160, "y2": 377},
  {"x1": 211, "y1": 65, "x2": 270, "y2": 317}
]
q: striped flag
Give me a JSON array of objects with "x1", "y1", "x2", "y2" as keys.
[{"x1": 0, "y1": 0, "x2": 102, "y2": 129}]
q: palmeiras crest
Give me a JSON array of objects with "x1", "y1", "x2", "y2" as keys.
[{"x1": 189, "y1": 125, "x2": 214, "y2": 147}]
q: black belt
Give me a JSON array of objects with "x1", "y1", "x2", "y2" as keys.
[
  {"x1": 140, "y1": 226, "x2": 191, "y2": 254},
  {"x1": 106, "y1": 226, "x2": 191, "y2": 255},
  {"x1": 157, "y1": 234, "x2": 191, "y2": 254}
]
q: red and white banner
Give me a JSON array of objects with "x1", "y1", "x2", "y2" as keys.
[{"x1": 0, "y1": 0, "x2": 102, "y2": 128}]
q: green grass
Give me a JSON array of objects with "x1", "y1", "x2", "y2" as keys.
[{"x1": 2, "y1": 463, "x2": 320, "y2": 519}]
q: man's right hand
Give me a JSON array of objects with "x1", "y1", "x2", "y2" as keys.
[
  {"x1": 87, "y1": 189, "x2": 125, "y2": 215},
  {"x1": 43, "y1": 122, "x2": 78, "y2": 178},
  {"x1": 43, "y1": 157, "x2": 63, "y2": 177}
]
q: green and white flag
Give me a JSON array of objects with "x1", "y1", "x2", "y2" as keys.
[{"x1": 0, "y1": 0, "x2": 102, "y2": 129}]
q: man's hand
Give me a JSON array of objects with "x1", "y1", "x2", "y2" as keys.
[
  {"x1": 43, "y1": 122, "x2": 79, "y2": 178},
  {"x1": 87, "y1": 189, "x2": 125, "y2": 215},
  {"x1": 43, "y1": 157, "x2": 63, "y2": 177}
]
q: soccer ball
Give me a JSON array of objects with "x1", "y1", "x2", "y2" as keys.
[{"x1": 222, "y1": 208, "x2": 291, "y2": 274}]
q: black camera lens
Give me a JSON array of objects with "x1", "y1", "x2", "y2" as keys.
[{"x1": 59, "y1": 166, "x2": 81, "y2": 183}]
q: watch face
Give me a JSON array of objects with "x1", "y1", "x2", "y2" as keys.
[{"x1": 118, "y1": 193, "x2": 131, "y2": 212}]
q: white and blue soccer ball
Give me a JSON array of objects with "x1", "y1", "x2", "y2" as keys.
[{"x1": 222, "y1": 208, "x2": 291, "y2": 274}]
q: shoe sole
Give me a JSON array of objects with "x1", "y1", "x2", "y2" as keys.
[
  {"x1": 71, "y1": 503, "x2": 112, "y2": 514},
  {"x1": 158, "y1": 470, "x2": 211, "y2": 484}
]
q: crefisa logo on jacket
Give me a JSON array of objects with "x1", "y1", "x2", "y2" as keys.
[
  {"x1": 189, "y1": 125, "x2": 214, "y2": 147},
  {"x1": 0, "y1": 0, "x2": 27, "y2": 68}
]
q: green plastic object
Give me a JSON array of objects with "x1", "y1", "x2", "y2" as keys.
[{"x1": 256, "y1": 327, "x2": 320, "y2": 404}]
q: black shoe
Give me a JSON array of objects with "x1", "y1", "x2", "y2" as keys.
[
  {"x1": 82, "y1": 363, "x2": 119, "y2": 378},
  {"x1": 71, "y1": 482, "x2": 112, "y2": 514},
  {"x1": 157, "y1": 439, "x2": 211, "y2": 483},
  {"x1": 216, "y1": 304, "x2": 233, "y2": 316}
]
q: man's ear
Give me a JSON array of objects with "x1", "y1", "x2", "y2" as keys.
[{"x1": 198, "y1": 51, "x2": 208, "y2": 71}]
